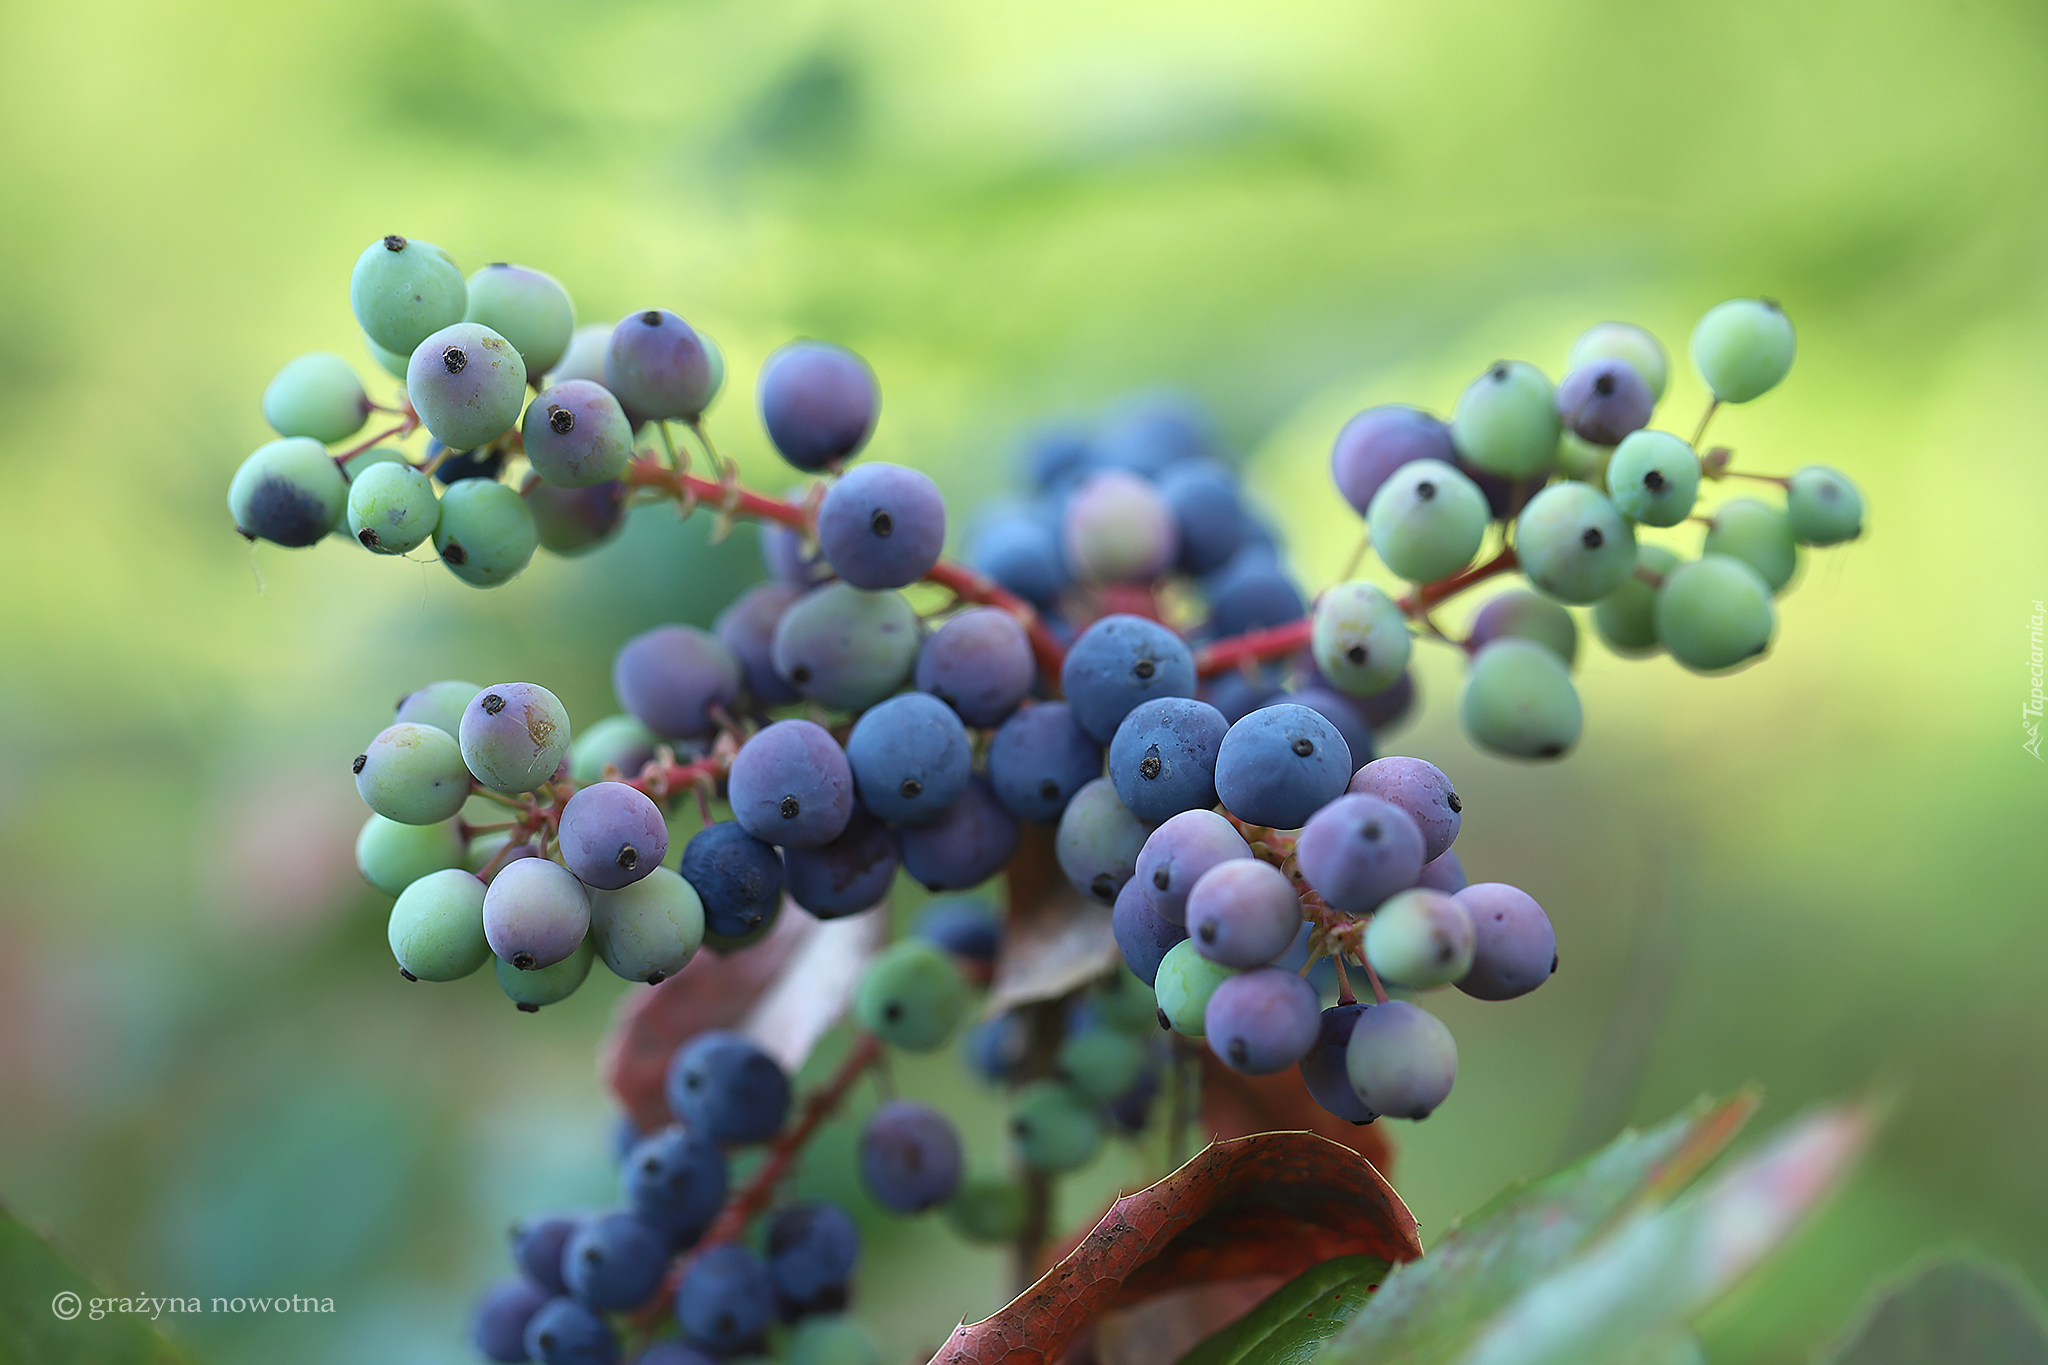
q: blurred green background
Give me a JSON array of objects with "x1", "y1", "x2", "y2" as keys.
[{"x1": 2, "y1": 0, "x2": 2045, "y2": 1361}]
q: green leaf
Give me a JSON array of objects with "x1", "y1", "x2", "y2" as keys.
[
  {"x1": 0, "y1": 1201, "x2": 200, "y2": 1365},
  {"x1": 1820, "y1": 1256, "x2": 2048, "y2": 1365},
  {"x1": 1177, "y1": 1256, "x2": 1391, "y2": 1365},
  {"x1": 1442, "y1": 1102, "x2": 1875, "y2": 1365},
  {"x1": 1313, "y1": 1092, "x2": 1756, "y2": 1365}
]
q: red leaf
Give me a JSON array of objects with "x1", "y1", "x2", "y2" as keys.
[
  {"x1": 930, "y1": 1132, "x2": 1421, "y2": 1365},
  {"x1": 601, "y1": 901, "x2": 811, "y2": 1132},
  {"x1": 1199, "y1": 1051, "x2": 1397, "y2": 1177}
]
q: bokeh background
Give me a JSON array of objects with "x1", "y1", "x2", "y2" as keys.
[{"x1": 3, "y1": 0, "x2": 2046, "y2": 1361}]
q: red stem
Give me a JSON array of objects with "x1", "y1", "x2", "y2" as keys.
[
  {"x1": 331, "y1": 411, "x2": 420, "y2": 469},
  {"x1": 698, "y1": 1032, "x2": 884, "y2": 1249}
]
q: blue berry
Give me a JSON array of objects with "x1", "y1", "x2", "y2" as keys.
[
  {"x1": 1330, "y1": 405, "x2": 1455, "y2": 518},
  {"x1": 674, "y1": 1243, "x2": 774, "y2": 1354},
  {"x1": 559, "y1": 782, "x2": 668, "y2": 890},
  {"x1": 407, "y1": 322, "x2": 527, "y2": 451},
  {"x1": 1113, "y1": 877, "x2": 1189, "y2": 985},
  {"x1": 1347, "y1": 757, "x2": 1461, "y2": 862},
  {"x1": 817, "y1": 462, "x2": 946, "y2": 589},
  {"x1": 1345, "y1": 1000, "x2": 1457, "y2": 1120},
  {"x1": 1108, "y1": 697, "x2": 1227, "y2": 824},
  {"x1": 970, "y1": 508, "x2": 1069, "y2": 609},
  {"x1": 916, "y1": 607, "x2": 1036, "y2": 726},
  {"x1": 523, "y1": 380, "x2": 634, "y2": 488},
  {"x1": 1453, "y1": 882, "x2": 1556, "y2": 1001},
  {"x1": 859, "y1": 1100, "x2": 963, "y2": 1213},
  {"x1": 783, "y1": 809, "x2": 899, "y2": 919},
  {"x1": 1295, "y1": 794, "x2": 1425, "y2": 914},
  {"x1": 1060, "y1": 615, "x2": 1197, "y2": 744},
  {"x1": 475, "y1": 1277, "x2": 549, "y2": 1362},
  {"x1": 228, "y1": 437, "x2": 348, "y2": 547},
  {"x1": 758, "y1": 341, "x2": 879, "y2": 471},
  {"x1": 725, "y1": 720, "x2": 854, "y2": 850},
  {"x1": 1554, "y1": 358, "x2": 1654, "y2": 446},
  {"x1": 899, "y1": 779, "x2": 1018, "y2": 891},
  {"x1": 987, "y1": 702, "x2": 1103, "y2": 824},
  {"x1": 1213, "y1": 704, "x2": 1351, "y2": 830},
  {"x1": 623, "y1": 1125, "x2": 728, "y2": 1248},
  {"x1": 563, "y1": 1211, "x2": 669, "y2": 1311},
  {"x1": 613, "y1": 625, "x2": 743, "y2": 742},
  {"x1": 845, "y1": 692, "x2": 973, "y2": 824},
  {"x1": 524, "y1": 1296, "x2": 620, "y2": 1365},
  {"x1": 1158, "y1": 461, "x2": 1248, "y2": 574},
  {"x1": 914, "y1": 897, "x2": 1001, "y2": 964},
  {"x1": 606, "y1": 309, "x2": 716, "y2": 422},
  {"x1": 665, "y1": 1031, "x2": 791, "y2": 1144},
  {"x1": 714, "y1": 582, "x2": 803, "y2": 707},
  {"x1": 1203, "y1": 967, "x2": 1321, "y2": 1074},
  {"x1": 512, "y1": 1216, "x2": 578, "y2": 1294},
  {"x1": 1186, "y1": 859, "x2": 1301, "y2": 968},
  {"x1": 1132, "y1": 807, "x2": 1252, "y2": 925},
  {"x1": 1299, "y1": 1004, "x2": 1376, "y2": 1123},
  {"x1": 766, "y1": 1200, "x2": 860, "y2": 1315},
  {"x1": 1063, "y1": 470, "x2": 1179, "y2": 584},
  {"x1": 678, "y1": 822, "x2": 785, "y2": 942}
]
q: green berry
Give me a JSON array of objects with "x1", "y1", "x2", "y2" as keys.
[
  {"x1": 1459, "y1": 638, "x2": 1582, "y2": 760},
  {"x1": 1470, "y1": 589, "x2": 1577, "y2": 666},
  {"x1": 354, "y1": 722, "x2": 471, "y2": 825},
  {"x1": 788, "y1": 1316, "x2": 880, "y2": 1365},
  {"x1": 1364, "y1": 889, "x2": 1475, "y2": 989},
  {"x1": 434, "y1": 478, "x2": 537, "y2": 588},
  {"x1": 589, "y1": 866, "x2": 705, "y2": 984},
  {"x1": 262, "y1": 352, "x2": 369, "y2": 443},
  {"x1": 1154, "y1": 939, "x2": 1236, "y2": 1036},
  {"x1": 1786, "y1": 465, "x2": 1863, "y2": 545},
  {"x1": 1451, "y1": 360, "x2": 1559, "y2": 479},
  {"x1": 363, "y1": 331, "x2": 411, "y2": 380},
  {"x1": 356, "y1": 814, "x2": 465, "y2": 896},
  {"x1": 1057, "y1": 1027, "x2": 1148, "y2": 1102},
  {"x1": 464, "y1": 263, "x2": 576, "y2": 376},
  {"x1": 1655, "y1": 554, "x2": 1776, "y2": 672},
  {"x1": 1592, "y1": 544, "x2": 1680, "y2": 656},
  {"x1": 346, "y1": 461, "x2": 439, "y2": 555},
  {"x1": 1367, "y1": 459, "x2": 1489, "y2": 581},
  {"x1": 1312, "y1": 581, "x2": 1413, "y2": 697},
  {"x1": 946, "y1": 1175, "x2": 1027, "y2": 1244},
  {"x1": 855, "y1": 938, "x2": 970, "y2": 1051},
  {"x1": 349, "y1": 235, "x2": 466, "y2": 356},
  {"x1": 496, "y1": 934, "x2": 594, "y2": 1011},
  {"x1": 396, "y1": 679, "x2": 482, "y2": 736},
  {"x1": 1702, "y1": 497, "x2": 1798, "y2": 593},
  {"x1": 1514, "y1": 481, "x2": 1637, "y2": 603},
  {"x1": 1009, "y1": 1080, "x2": 1103, "y2": 1173},
  {"x1": 569, "y1": 714, "x2": 660, "y2": 783},
  {"x1": 1606, "y1": 430, "x2": 1701, "y2": 528},
  {"x1": 1567, "y1": 321, "x2": 1669, "y2": 401},
  {"x1": 1090, "y1": 964, "x2": 1161, "y2": 1036},
  {"x1": 1556, "y1": 432, "x2": 1613, "y2": 489},
  {"x1": 388, "y1": 868, "x2": 490, "y2": 981},
  {"x1": 1691, "y1": 298, "x2": 1795, "y2": 403},
  {"x1": 227, "y1": 437, "x2": 348, "y2": 547}
]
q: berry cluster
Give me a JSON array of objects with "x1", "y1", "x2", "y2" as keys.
[
  {"x1": 474, "y1": 1023, "x2": 883, "y2": 1365},
  {"x1": 229, "y1": 236, "x2": 1865, "y2": 1365}
]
